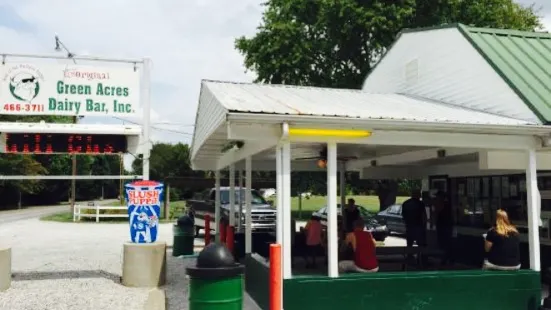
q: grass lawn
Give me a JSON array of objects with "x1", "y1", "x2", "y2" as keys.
[
  {"x1": 166, "y1": 195, "x2": 408, "y2": 221},
  {"x1": 285, "y1": 195, "x2": 408, "y2": 220},
  {"x1": 42, "y1": 195, "x2": 408, "y2": 223}
]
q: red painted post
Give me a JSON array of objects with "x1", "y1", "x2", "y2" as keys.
[
  {"x1": 204, "y1": 214, "x2": 211, "y2": 245},
  {"x1": 226, "y1": 225, "x2": 234, "y2": 253},
  {"x1": 219, "y1": 221, "x2": 226, "y2": 244},
  {"x1": 270, "y1": 244, "x2": 282, "y2": 310}
]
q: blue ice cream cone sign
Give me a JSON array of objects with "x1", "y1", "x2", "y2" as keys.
[{"x1": 125, "y1": 180, "x2": 164, "y2": 243}]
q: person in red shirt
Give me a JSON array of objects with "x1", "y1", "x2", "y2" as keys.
[
  {"x1": 338, "y1": 219, "x2": 379, "y2": 273},
  {"x1": 304, "y1": 215, "x2": 323, "y2": 268}
]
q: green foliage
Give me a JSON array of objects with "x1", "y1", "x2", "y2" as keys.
[
  {"x1": 132, "y1": 142, "x2": 192, "y2": 181},
  {"x1": 235, "y1": 0, "x2": 541, "y2": 89}
]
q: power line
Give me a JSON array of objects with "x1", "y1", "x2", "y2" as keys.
[{"x1": 110, "y1": 116, "x2": 193, "y2": 136}]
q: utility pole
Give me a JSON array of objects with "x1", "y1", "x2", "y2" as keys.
[{"x1": 119, "y1": 152, "x2": 124, "y2": 205}]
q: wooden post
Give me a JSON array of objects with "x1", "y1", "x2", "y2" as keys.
[
  {"x1": 204, "y1": 214, "x2": 211, "y2": 245},
  {"x1": 119, "y1": 153, "x2": 124, "y2": 206},
  {"x1": 219, "y1": 221, "x2": 226, "y2": 244},
  {"x1": 226, "y1": 225, "x2": 234, "y2": 253},
  {"x1": 165, "y1": 184, "x2": 170, "y2": 220},
  {"x1": 70, "y1": 116, "x2": 77, "y2": 214},
  {"x1": 270, "y1": 244, "x2": 282, "y2": 310}
]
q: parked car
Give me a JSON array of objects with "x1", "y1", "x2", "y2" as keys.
[
  {"x1": 312, "y1": 205, "x2": 389, "y2": 241},
  {"x1": 376, "y1": 204, "x2": 406, "y2": 234}
]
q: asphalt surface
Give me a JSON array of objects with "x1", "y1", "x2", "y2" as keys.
[{"x1": 0, "y1": 199, "x2": 117, "y2": 225}]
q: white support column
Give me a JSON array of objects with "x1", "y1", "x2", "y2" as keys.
[
  {"x1": 340, "y1": 162, "x2": 346, "y2": 208},
  {"x1": 276, "y1": 146, "x2": 283, "y2": 244},
  {"x1": 245, "y1": 157, "x2": 252, "y2": 254},
  {"x1": 229, "y1": 164, "x2": 236, "y2": 227},
  {"x1": 282, "y1": 141, "x2": 292, "y2": 279},
  {"x1": 141, "y1": 58, "x2": 152, "y2": 181},
  {"x1": 327, "y1": 142, "x2": 339, "y2": 278},
  {"x1": 215, "y1": 170, "x2": 221, "y2": 241},
  {"x1": 526, "y1": 149, "x2": 541, "y2": 271},
  {"x1": 238, "y1": 170, "x2": 244, "y2": 232}
]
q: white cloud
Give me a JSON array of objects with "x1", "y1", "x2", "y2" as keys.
[{"x1": 1, "y1": 0, "x2": 264, "y2": 148}]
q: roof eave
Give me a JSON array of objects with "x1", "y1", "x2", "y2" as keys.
[{"x1": 226, "y1": 112, "x2": 551, "y2": 136}]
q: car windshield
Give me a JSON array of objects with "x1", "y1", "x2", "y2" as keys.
[{"x1": 220, "y1": 189, "x2": 267, "y2": 205}]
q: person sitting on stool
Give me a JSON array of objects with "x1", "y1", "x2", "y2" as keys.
[
  {"x1": 483, "y1": 209, "x2": 521, "y2": 271},
  {"x1": 338, "y1": 219, "x2": 379, "y2": 273}
]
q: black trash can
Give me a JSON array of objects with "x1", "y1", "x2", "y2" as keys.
[
  {"x1": 173, "y1": 215, "x2": 195, "y2": 257},
  {"x1": 187, "y1": 243, "x2": 245, "y2": 310}
]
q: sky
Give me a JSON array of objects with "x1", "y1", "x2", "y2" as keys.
[{"x1": 0, "y1": 0, "x2": 549, "y2": 170}]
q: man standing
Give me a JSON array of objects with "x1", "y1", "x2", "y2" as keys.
[
  {"x1": 401, "y1": 189, "x2": 427, "y2": 256},
  {"x1": 434, "y1": 191, "x2": 453, "y2": 265},
  {"x1": 343, "y1": 198, "x2": 361, "y2": 233}
]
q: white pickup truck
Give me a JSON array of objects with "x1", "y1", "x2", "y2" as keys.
[{"x1": 187, "y1": 187, "x2": 277, "y2": 235}]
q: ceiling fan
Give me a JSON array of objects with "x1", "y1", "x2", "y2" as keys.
[{"x1": 294, "y1": 146, "x2": 358, "y2": 168}]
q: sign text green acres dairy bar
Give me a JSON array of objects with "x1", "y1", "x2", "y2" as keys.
[
  {"x1": 0, "y1": 63, "x2": 140, "y2": 117},
  {"x1": 52, "y1": 81, "x2": 132, "y2": 114}
]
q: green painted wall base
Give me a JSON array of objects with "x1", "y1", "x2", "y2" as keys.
[
  {"x1": 245, "y1": 254, "x2": 541, "y2": 310},
  {"x1": 284, "y1": 270, "x2": 541, "y2": 310}
]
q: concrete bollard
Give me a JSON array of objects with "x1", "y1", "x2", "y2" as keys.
[
  {"x1": 0, "y1": 246, "x2": 11, "y2": 291},
  {"x1": 122, "y1": 242, "x2": 167, "y2": 288}
]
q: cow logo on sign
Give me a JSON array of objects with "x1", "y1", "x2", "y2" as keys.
[
  {"x1": 125, "y1": 181, "x2": 164, "y2": 243},
  {"x1": 3, "y1": 64, "x2": 43, "y2": 103}
]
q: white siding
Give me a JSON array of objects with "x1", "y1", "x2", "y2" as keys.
[
  {"x1": 362, "y1": 27, "x2": 541, "y2": 123},
  {"x1": 190, "y1": 83, "x2": 228, "y2": 160}
]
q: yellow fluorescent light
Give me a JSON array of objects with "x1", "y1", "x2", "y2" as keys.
[{"x1": 288, "y1": 128, "x2": 372, "y2": 138}]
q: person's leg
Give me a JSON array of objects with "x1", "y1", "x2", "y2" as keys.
[
  {"x1": 338, "y1": 260, "x2": 356, "y2": 273},
  {"x1": 406, "y1": 227, "x2": 415, "y2": 260},
  {"x1": 484, "y1": 260, "x2": 521, "y2": 271},
  {"x1": 443, "y1": 226, "x2": 454, "y2": 265},
  {"x1": 355, "y1": 265, "x2": 379, "y2": 273},
  {"x1": 311, "y1": 245, "x2": 317, "y2": 268},
  {"x1": 416, "y1": 227, "x2": 428, "y2": 266}
]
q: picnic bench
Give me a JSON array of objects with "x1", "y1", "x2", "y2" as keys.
[{"x1": 376, "y1": 246, "x2": 445, "y2": 270}]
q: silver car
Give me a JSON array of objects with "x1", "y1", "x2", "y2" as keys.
[{"x1": 376, "y1": 204, "x2": 406, "y2": 234}]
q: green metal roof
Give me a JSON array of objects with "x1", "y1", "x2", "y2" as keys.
[{"x1": 456, "y1": 24, "x2": 551, "y2": 123}]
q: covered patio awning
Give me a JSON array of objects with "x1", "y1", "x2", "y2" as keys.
[
  {"x1": 191, "y1": 80, "x2": 551, "y2": 171},
  {"x1": 190, "y1": 79, "x2": 551, "y2": 280}
]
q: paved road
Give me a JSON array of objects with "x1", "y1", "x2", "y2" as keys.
[{"x1": 0, "y1": 199, "x2": 117, "y2": 225}]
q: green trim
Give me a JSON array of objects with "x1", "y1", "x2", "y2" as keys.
[{"x1": 456, "y1": 24, "x2": 550, "y2": 123}]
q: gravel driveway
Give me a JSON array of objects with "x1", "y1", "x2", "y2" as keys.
[
  {"x1": 0, "y1": 219, "x2": 174, "y2": 310},
  {"x1": 0, "y1": 218, "x2": 261, "y2": 310}
]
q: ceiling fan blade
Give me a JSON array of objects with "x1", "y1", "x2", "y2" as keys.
[{"x1": 294, "y1": 156, "x2": 320, "y2": 161}]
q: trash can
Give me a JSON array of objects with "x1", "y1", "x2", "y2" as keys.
[
  {"x1": 186, "y1": 243, "x2": 245, "y2": 310},
  {"x1": 173, "y1": 215, "x2": 195, "y2": 256}
]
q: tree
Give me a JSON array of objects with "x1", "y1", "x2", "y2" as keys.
[
  {"x1": 235, "y1": 0, "x2": 541, "y2": 209},
  {"x1": 235, "y1": 0, "x2": 541, "y2": 89},
  {"x1": 132, "y1": 142, "x2": 192, "y2": 181}
]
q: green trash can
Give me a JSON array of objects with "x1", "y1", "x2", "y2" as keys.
[
  {"x1": 187, "y1": 243, "x2": 245, "y2": 310},
  {"x1": 173, "y1": 215, "x2": 195, "y2": 256}
]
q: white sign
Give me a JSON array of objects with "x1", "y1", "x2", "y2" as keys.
[{"x1": 0, "y1": 63, "x2": 140, "y2": 116}]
